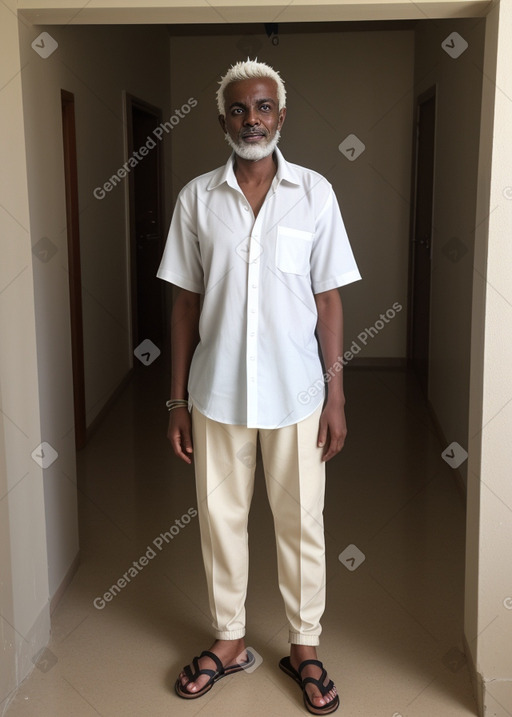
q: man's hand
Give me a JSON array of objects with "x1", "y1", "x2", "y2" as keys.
[
  {"x1": 168, "y1": 407, "x2": 194, "y2": 464},
  {"x1": 314, "y1": 289, "x2": 347, "y2": 461},
  {"x1": 167, "y1": 288, "x2": 201, "y2": 465},
  {"x1": 317, "y1": 400, "x2": 347, "y2": 462}
]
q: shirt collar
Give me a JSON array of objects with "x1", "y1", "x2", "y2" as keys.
[{"x1": 206, "y1": 146, "x2": 301, "y2": 191}]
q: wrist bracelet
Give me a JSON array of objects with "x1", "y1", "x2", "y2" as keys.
[{"x1": 166, "y1": 399, "x2": 188, "y2": 412}]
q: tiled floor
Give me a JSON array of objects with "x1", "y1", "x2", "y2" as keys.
[{"x1": 5, "y1": 361, "x2": 478, "y2": 716}]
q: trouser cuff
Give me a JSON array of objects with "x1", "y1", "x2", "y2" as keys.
[
  {"x1": 289, "y1": 632, "x2": 320, "y2": 646},
  {"x1": 214, "y1": 628, "x2": 246, "y2": 640}
]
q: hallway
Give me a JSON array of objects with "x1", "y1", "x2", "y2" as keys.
[{"x1": 5, "y1": 361, "x2": 476, "y2": 716}]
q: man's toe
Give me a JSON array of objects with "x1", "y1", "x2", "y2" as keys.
[
  {"x1": 307, "y1": 688, "x2": 325, "y2": 706},
  {"x1": 307, "y1": 685, "x2": 337, "y2": 707}
]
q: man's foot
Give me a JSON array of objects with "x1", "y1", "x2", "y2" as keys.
[
  {"x1": 177, "y1": 638, "x2": 248, "y2": 696},
  {"x1": 289, "y1": 645, "x2": 338, "y2": 713}
]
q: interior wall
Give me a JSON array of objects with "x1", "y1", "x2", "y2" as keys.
[
  {"x1": 0, "y1": 2, "x2": 51, "y2": 711},
  {"x1": 168, "y1": 25, "x2": 415, "y2": 360},
  {"x1": 466, "y1": 0, "x2": 512, "y2": 711},
  {"x1": 17, "y1": 23, "x2": 172, "y2": 599},
  {"x1": 413, "y1": 17, "x2": 486, "y2": 488}
]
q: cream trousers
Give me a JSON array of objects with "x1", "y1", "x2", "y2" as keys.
[{"x1": 191, "y1": 402, "x2": 326, "y2": 646}]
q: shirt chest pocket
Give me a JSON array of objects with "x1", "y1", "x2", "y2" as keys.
[{"x1": 275, "y1": 226, "x2": 315, "y2": 276}]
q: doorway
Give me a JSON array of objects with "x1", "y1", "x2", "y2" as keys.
[
  {"x1": 408, "y1": 86, "x2": 436, "y2": 397},
  {"x1": 125, "y1": 95, "x2": 165, "y2": 351}
]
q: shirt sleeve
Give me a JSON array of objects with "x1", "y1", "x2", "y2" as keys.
[
  {"x1": 310, "y1": 188, "x2": 362, "y2": 294},
  {"x1": 156, "y1": 187, "x2": 204, "y2": 294}
]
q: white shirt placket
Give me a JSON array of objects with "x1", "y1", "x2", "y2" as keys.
[{"x1": 245, "y1": 209, "x2": 265, "y2": 428}]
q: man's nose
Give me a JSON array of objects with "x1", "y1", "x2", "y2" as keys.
[{"x1": 244, "y1": 108, "x2": 260, "y2": 125}]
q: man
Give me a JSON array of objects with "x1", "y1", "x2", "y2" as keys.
[{"x1": 157, "y1": 59, "x2": 361, "y2": 715}]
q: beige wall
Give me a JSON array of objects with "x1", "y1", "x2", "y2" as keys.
[
  {"x1": 466, "y1": 0, "x2": 512, "y2": 711},
  {"x1": 17, "y1": 23, "x2": 172, "y2": 602},
  {"x1": 1, "y1": 20, "x2": 173, "y2": 709},
  {"x1": 19, "y1": 24, "x2": 173, "y2": 430},
  {"x1": 0, "y1": 1, "x2": 50, "y2": 709},
  {"x1": 414, "y1": 18, "x2": 485, "y2": 487},
  {"x1": 169, "y1": 25, "x2": 415, "y2": 360}
]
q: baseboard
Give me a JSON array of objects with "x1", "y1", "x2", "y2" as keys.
[
  {"x1": 0, "y1": 601, "x2": 51, "y2": 717},
  {"x1": 50, "y1": 551, "x2": 80, "y2": 615}
]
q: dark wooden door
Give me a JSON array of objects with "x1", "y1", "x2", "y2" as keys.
[
  {"x1": 126, "y1": 96, "x2": 164, "y2": 350},
  {"x1": 61, "y1": 90, "x2": 87, "y2": 449},
  {"x1": 409, "y1": 89, "x2": 436, "y2": 396}
]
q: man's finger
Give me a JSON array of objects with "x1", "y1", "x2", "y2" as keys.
[
  {"x1": 323, "y1": 443, "x2": 337, "y2": 462},
  {"x1": 322, "y1": 432, "x2": 346, "y2": 461},
  {"x1": 181, "y1": 431, "x2": 194, "y2": 455},
  {"x1": 317, "y1": 417, "x2": 328, "y2": 448},
  {"x1": 172, "y1": 432, "x2": 193, "y2": 464}
]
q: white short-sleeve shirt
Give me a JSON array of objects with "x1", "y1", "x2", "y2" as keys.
[{"x1": 157, "y1": 147, "x2": 361, "y2": 428}]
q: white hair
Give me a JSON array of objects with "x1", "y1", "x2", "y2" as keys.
[{"x1": 216, "y1": 58, "x2": 286, "y2": 116}]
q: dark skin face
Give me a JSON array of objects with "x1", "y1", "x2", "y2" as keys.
[{"x1": 218, "y1": 77, "x2": 286, "y2": 167}]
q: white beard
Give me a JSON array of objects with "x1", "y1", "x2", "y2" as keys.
[{"x1": 225, "y1": 129, "x2": 281, "y2": 161}]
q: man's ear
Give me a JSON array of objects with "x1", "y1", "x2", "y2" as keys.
[
  {"x1": 277, "y1": 106, "x2": 287, "y2": 131},
  {"x1": 218, "y1": 114, "x2": 227, "y2": 133}
]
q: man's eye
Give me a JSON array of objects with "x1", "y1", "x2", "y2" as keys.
[
  {"x1": 231, "y1": 108, "x2": 243, "y2": 115},
  {"x1": 260, "y1": 104, "x2": 271, "y2": 111}
]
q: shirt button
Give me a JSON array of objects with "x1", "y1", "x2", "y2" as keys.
[
  {"x1": 252, "y1": 283, "x2": 257, "y2": 289},
  {"x1": 250, "y1": 356, "x2": 255, "y2": 361},
  {"x1": 243, "y1": 205, "x2": 249, "y2": 211},
  {"x1": 250, "y1": 331, "x2": 255, "y2": 337}
]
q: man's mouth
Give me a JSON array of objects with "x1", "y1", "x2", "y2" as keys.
[{"x1": 241, "y1": 131, "x2": 267, "y2": 142}]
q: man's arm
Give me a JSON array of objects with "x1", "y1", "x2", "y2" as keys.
[
  {"x1": 167, "y1": 288, "x2": 201, "y2": 464},
  {"x1": 314, "y1": 288, "x2": 346, "y2": 462}
]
